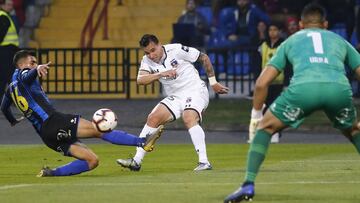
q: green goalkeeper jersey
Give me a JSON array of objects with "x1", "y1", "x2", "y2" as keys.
[{"x1": 268, "y1": 28, "x2": 360, "y2": 87}]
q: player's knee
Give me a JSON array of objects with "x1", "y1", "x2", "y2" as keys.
[
  {"x1": 147, "y1": 112, "x2": 162, "y2": 126},
  {"x1": 182, "y1": 115, "x2": 198, "y2": 129},
  {"x1": 87, "y1": 155, "x2": 99, "y2": 169},
  {"x1": 259, "y1": 123, "x2": 278, "y2": 135}
]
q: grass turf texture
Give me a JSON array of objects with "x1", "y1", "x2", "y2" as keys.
[{"x1": 0, "y1": 144, "x2": 359, "y2": 203}]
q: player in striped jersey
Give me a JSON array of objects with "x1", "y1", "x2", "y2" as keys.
[{"x1": 1, "y1": 50, "x2": 162, "y2": 177}]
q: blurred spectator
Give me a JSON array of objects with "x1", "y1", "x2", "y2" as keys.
[
  {"x1": 251, "y1": 0, "x2": 266, "y2": 11},
  {"x1": 251, "y1": 21, "x2": 267, "y2": 46},
  {"x1": 23, "y1": 0, "x2": 35, "y2": 7},
  {"x1": 263, "y1": 0, "x2": 281, "y2": 14},
  {"x1": 258, "y1": 22, "x2": 285, "y2": 143},
  {"x1": 12, "y1": 0, "x2": 24, "y2": 27},
  {"x1": 173, "y1": 0, "x2": 210, "y2": 47},
  {"x1": 225, "y1": 0, "x2": 270, "y2": 46},
  {"x1": 212, "y1": 0, "x2": 236, "y2": 26},
  {"x1": 198, "y1": 0, "x2": 212, "y2": 6},
  {"x1": 250, "y1": 21, "x2": 268, "y2": 82},
  {"x1": 278, "y1": 0, "x2": 311, "y2": 16},
  {"x1": 284, "y1": 16, "x2": 299, "y2": 37},
  {"x1": 0, "y1": 0, "x2": 19, "y2": 103},
  {"x1": 1, "y1": 0, "x2": 19, "y2": 32}
]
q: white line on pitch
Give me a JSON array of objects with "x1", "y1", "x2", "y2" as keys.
[
  {"x1": 1, "y1": 181, "x2": 360, "y2": 191},
  {"x1": 0, "y1": 184, "x2": 33, "y2": 190},
  {"x1": 281, "y1": 160, "x2": 358, "y2": 163}
]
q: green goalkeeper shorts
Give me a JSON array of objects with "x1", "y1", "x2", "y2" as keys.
[{"x1": 269, "y1": 83, "x2": 356, "y2": 130}]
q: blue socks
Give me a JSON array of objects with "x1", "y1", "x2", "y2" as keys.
[
  {"x1": 53, "y1": 160, "x2": 90, "y2": 176},
  {"x1": 51, "y1": 130, "x2": 145, "y2": 176},
  {"x1": 102, "y1": 130, "x2": 145, "y2": 147}
]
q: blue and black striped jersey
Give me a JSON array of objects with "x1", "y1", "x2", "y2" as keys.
[{"x1": 0, "y1": 68, "x2": 55, "y2": 134}]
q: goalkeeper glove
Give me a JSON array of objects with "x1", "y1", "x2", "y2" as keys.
[{"x1": 248, "y1": 107, "x2": 264, "y2": 143}]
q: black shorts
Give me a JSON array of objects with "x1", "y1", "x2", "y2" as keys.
[{"x1": 40, "y1": 112, "x2": 80, "y2": 156}]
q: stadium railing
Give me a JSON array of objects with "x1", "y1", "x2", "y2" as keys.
[{"x1": 34, "y1": 47, "x2": 360, "y2": 99}]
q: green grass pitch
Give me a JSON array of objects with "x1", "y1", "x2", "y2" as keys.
[{"x1": 0, "y1": 144, "x2": 359, "y2": 203}]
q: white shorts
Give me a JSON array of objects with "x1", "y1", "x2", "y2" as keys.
[{"x1": 160, "y1": 86, "x2": 209, "y2": 122}]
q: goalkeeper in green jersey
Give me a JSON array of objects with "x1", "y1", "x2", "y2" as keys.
[{"x1": 225, "y1": 3, "x2": 360, "y2": 203}]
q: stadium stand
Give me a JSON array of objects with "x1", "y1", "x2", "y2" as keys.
[{"x1": 30, "y1": 0, "x2": 183, "y2": 48}]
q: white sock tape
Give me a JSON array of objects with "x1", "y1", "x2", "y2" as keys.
[{"x1": 208, "y1": 76, "x2": 217, "y2": 86}]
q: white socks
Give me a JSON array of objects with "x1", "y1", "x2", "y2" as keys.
[
  {"x1": 189, "y1": 125, "x2": 209, "y2": 164},
  {"x1": 133, "y1": 124, "x2": 158, "y2": 164},
  {"x1": 134, "y1": 124, "x2": 209, "y2": 165}
]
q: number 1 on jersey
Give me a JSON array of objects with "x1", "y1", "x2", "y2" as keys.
[{"x1": 307, "y1": 32, "x2": 324, "y2": 54}]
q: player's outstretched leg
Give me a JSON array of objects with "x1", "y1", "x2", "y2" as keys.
[
  {"x1": 101, "y1": 130, "x2": 145, "y2": 147},
  {"x1": 37, "y1": 160, "x2": 91, "y2": 177},
  {"x1": 224, "y1": 182, "x2": 255, "y2": 203},
  {"x1": 116, "y1": 125, "x2": 164, "y2": 171},
  {"x1": 37, "y1": 144, "x2": 98, "y2": 177}
]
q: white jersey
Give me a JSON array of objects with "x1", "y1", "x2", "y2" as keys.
[{"x1": 139, "y1": 43, "x2": 206, "y2": 96}]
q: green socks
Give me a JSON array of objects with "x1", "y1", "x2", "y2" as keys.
[
  {"x1": 351, "y1": 133, "x2": 360, "y2": 154},
  {"x1": 245, "y1": 129, "x2": 272, "y2": 182}
]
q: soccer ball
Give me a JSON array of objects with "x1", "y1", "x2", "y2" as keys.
[{"x1": 92, "y1": 108, "x2": 118, "y2": 133}]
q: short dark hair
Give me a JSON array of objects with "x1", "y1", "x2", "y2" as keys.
[
  {"x1": 139, "y1": 34, "x2": 159, "y2": 47},
  {"x1": 301, "y1": 3, "x2": 326, "y2": 24},
  {"x1": 269, "y1": 21, "x2": 282, "y2": 30},
  {"x1": 13, "y1": 50, "x2": 35, "y2": 67}
]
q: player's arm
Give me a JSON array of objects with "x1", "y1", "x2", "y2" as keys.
[
  {"x1": 137, "y1": 69, "x2": 177, "y2": 85},
  {"x1": 344, "y1": 41, "x2": 360, "y2": 81},
  {"x1": 20, "y1": 62, "x2": 50, "y2": 84},
  {"x1": 354, "y1": 67, "x2": 360, "y2": 81},
  {"x1": 0, "y1": 90, "x2": 19, "y2": 126},
  {"x1": 253, "y1": 41, "x2": 287, "y2": 110},
  {"x1": 197, "y1": 52, "x2": 229, "y2": 94},
  {"x1": 253, "y1": 65, "x2": 280, "y2": 111},
  {"x1": 248, "y1": 65, "x2": 280, "y2": 142}
]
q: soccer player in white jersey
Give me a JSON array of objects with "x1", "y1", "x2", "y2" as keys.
[{"x1": 117, "y1": 34, "x2": 229, "y2": 171}]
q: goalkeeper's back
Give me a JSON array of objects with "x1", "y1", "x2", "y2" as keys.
[{"x1": 268, "y1": 28, "x2": 360, "y2": 87}]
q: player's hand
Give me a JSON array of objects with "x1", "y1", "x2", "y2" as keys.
[
  {"x1": 211, "y1": 83, "x2": 229, "y2": 94},
  {"x1": 248, "y1": 107, "x2": 264, "y2": 143},
  {"x1": 37, "y1": 62, "x2": 51, "y2": 77},
  {"x1": 160, "y1": 68, "x2": 177, "y2": 79}
]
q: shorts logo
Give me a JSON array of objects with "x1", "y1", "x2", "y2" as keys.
[
  {"x1": 70, "y1": 117, "x2": 77, "y2": 124},
  {"x1": 335, "y1": 108, "x2": 351, "y2": 124},
  {"x1": 282, "y1": 105, "x2": 303, "y2": 121},
  {"x1": 57, "y1": 129, "x2": 72, "y2": 141},
  {"x1": 56, "y1": 146, "x2": 65, "y2": 155}
]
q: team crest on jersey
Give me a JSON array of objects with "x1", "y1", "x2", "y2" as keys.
[
  {"x1": 170, "y1": 59, "x2": 179, "y2": 68},
  {"x1": 181, "y1": 45, "x2": 189, "y2": 52}
]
